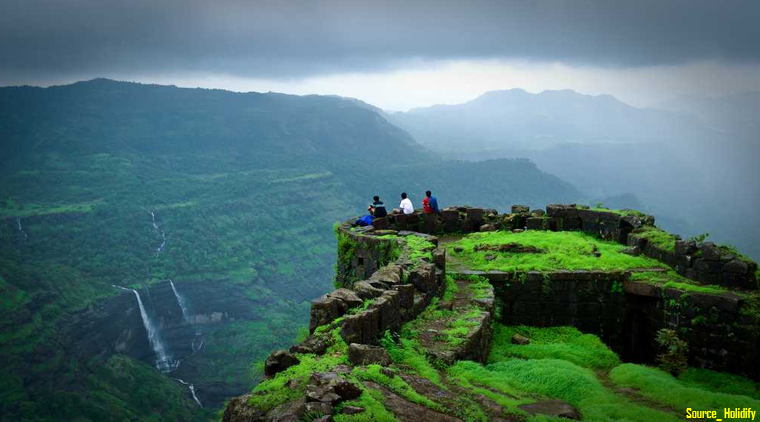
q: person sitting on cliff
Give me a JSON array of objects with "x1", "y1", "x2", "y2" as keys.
[
  {"x1": 398, "y1": 192, "x2": 414, "y2": 215},
  {"x1": 422, "y1": 190, "x2": 441, "y2": 215},
  {"x1": 368, "y1": 195, "x2": 387, "y2": 218}
]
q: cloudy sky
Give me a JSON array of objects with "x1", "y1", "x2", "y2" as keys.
[{"x1": 1, "y1": 0, "x2": 759, "y2": 110}]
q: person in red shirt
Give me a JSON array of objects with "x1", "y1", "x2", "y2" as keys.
[{"x1": 422, "y1": 190, "x2": 440, "y2": 215}]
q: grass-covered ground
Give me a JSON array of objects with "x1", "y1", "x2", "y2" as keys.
[
  {"x1": 446, "y1": 230, "x2": 752, "y2": 296},
  {"x1": 450, "y1": 324, "x2": 760, "y2": 421},
  {"x1": 448, "y1": 230, "x2": 666, "y2": 273}
]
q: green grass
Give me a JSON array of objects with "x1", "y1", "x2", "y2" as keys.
[
  {"x1": 449, "y1": 230, "x2": 666, "y2": 273},
  {"x1": 630, "y1": 226, "x2": 677, "y2": 252},
  {"x1": 442, "y1": 309, "x2": 483, "y2": 346},
  {"x1": 379, "y1": 234, "x2": 435, "y2": 266},
  {"x1": 610, "y1": 364, "x2": 760, "y2": 420},
  {"x1": 678, "y1": 368, "x2": 760, "y2": 400},
  {"x1": 442, "y1": 274, "x2": 459, "y2": 302},
  {"x1": 459, "y1": 274, "x2": 492, "y2": 300},
  {"x1": 248, "y1": 328, "x2": 348, "y2": 412},
  {"x1": 449, "y1": 359, "x2": 680, "y2": 422},
  {"x1": 353, "y1": 365, "x2": 444, "y2": 411},
  {"x1": 589, "y1": 207, "x2": 647, "y2": 218},
  {"x1": 489, "y1": 325, "x2": 621, "y2": 370},
  {"x1": 334, "y1": 389, "x2": 397, "y2": 422},
  {"x1": 380, "y1": 334, "x2": 442, "y2": 386},
  {"x1": 629, "y1": 270, "x2": 744, "y2": 296}
]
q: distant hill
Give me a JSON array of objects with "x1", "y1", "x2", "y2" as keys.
[
  {"x1": 389, "y1": 88, "x2": 717, "y2": 152},
  {"x1": 0, "y1": 79, "x2": 581, "y2": 421}
]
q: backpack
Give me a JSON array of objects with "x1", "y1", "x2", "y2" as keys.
[{"x1": 356, "y1": 215, "x2": 374, "y2": 227}]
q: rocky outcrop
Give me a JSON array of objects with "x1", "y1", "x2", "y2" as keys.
[
  {"x1": 264, "y1": 350, "x2": 300, "y2": 377},
  {"x1": 348, "y1": 343, "x2": 392, "y2": 366},
  {"x1": 224, "y1": 204, "x2": 760, "y2": 421}
]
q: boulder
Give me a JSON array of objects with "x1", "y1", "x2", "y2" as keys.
[
  {"x1": 354, "y1": 281, "x2": 386, "y2": 300},
  {"x1": 511, "y1": 334, "x2": 530, "y2": 345},
  {"x1": 479, "y1": 224, "x2": 497, "y2": 232},
  {"x1": 532, "y1": 209, "x2": 546, "y2": 217},
  {"x1": 723, "y1": 259, "x2": 749, "y2": 274},
  {"x1": 701, "y1": 243, "x2": 721, "y2": 261},
  {"x1": 675, "y1": 240, "x2": 697, "y2": 255},
  {"x1": 290, "y1": 335, "x2": 330, "y2": 355},
  {"x1": 512, "y1": 205, "x2": 530, "y2": 214},
  {"x1": 518, "y1": 400, "x2": 580, "y2": 420},
  {"x1": 369, "y1": 264, "x2": 403, "y2": 285},
  {"x1": 222, "y1": 393, "x2": 265, "y2": 422},
  {"x1": 373, "y1": 217, "x2": 389, "y2": 230},
  {"x1": 342, "y1": 406, "x2": 366, "y2": 415},
  {"x1": 264, "y1": 350, "x2": 300, "y2": 377},
  {"x1": 329, "y1": 289, "x2": 363, "y2": 308},
  {"x1": 331, "y1": 379, "x2": 363, "y2": 401},
  {"x1": 267, "y1": 397, "x2": 306, "y2": 422},
  {"x1": 348, "y1": 343, "x2": 393, "y2": 366},
  {"x1": 621, "y1": 247, "x2": 640, "y2": 256}
]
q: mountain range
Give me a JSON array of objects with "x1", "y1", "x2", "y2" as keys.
[{"x1": 389, "y1": 89, "x2": 760, "y2": 260}]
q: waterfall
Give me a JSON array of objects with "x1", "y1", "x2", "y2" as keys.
[
  {"x1": 149, "y1": 210, "x2": 166, "y2": 256},
  {"x1": 17, "y1": 218, "x2": 28, "y2": 241},
  {"x1": 191, "y1": 334, "x2": 205, "y2": 354},
  {"x1": 169, "y1": 280, "x2": 191, "y2": 323},
  {"x1": 175, "y1": 378, "x2": 203, "y2": 407},
  {"x1": 130, "y1": 288, "x2": 179, "y2": 373}
]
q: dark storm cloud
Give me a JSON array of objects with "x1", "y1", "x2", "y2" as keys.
[{"x1": 1, "y1": 0, "x2": 758, "y2": 81}]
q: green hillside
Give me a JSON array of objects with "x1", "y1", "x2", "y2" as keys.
[{"x1": 0, "y1": 80, "x2": 581, "y2": 421}]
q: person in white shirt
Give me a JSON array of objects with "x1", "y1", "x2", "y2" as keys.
[{"x1": 399, "y1": 192, "x2": 414, "y2": 215}]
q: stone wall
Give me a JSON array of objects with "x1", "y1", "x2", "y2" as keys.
[
  {"x1": 307, "y1": 222, "x2": 446, "y2": 347},
  {"x1": 360, "y1": 204, "x2": 758, "y2": 291},
  {"x1": 463, "y1": 268, "x2": 760, "y2": 379},
  {"x1": 544, "y1": 204, "x2": 757, "y2": 290}
]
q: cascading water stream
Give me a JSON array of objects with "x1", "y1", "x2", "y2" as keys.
[
  {"x1": 149, "y1": 210, "x2": 166, "y2": 256},
  {"x1": 114, "y1": 285, "x2": 179, "y2": 373},
  {"x1": 176, "y1": 378, "x2": 203, "y2": 407},
  {"x1": 169, "y1": 280, "x2": 191, "y2": 323},
  {"x1": 17, "y1": 218, "x2": 28, "y2": 241}
]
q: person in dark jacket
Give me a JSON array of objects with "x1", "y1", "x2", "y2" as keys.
[{"x1": 368, "y1": 195, "x2": 388, "y2": 217}]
